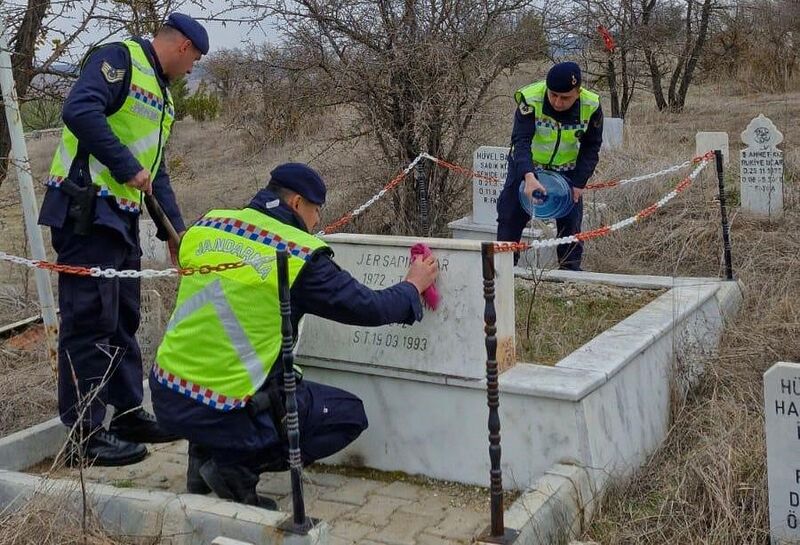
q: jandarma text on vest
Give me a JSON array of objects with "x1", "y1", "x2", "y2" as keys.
[{"x1": 195, "y1": 237, "x2": 276, "y2": 279}]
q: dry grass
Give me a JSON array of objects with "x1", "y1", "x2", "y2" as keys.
[
  {"x1": 1, "y1": 72, "x2": 798, "y2": 543},
  {"x1": 576, "y1": 92, "x2": 799, "y2": 544},
  {"x1": 0, "y1": 486, "x2": 154, "y2": 545},
  {"x1": 515, "y1": 280, "x2": 662, "y2": 365}
]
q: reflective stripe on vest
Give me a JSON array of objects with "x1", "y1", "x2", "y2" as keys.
[
  {"x1": 155, "y1": 208, "x2": 329, "y2": 409},
  {"x1": 514, "y1": 81, "x2": 600, "y2": 170},
  {"x1": 46, "y1": 40, "x2": 174, "y2": 214}
]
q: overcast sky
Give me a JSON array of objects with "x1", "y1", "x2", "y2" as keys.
[{"x1": 31, "y1": 2, "x2": 282, "y2": 62}]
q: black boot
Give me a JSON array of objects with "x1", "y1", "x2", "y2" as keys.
[
  {"x1": 109, "y1": 407, "x2": 181, "y2": 444},
  {"x1": 199, "y1": 459, "x2": 278, "y2": 510},
  {"x1": 186, "y1": 443, "x2": 211, "y2": 494},
  {"x1": 66, "y1": 428, "x2": 148, "y2": 467}
]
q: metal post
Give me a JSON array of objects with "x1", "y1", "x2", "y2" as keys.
[
  {"x1": 415, "y1": 160, "x2": 430, "y2": 235},
  {"x1": 0, "y1": 22, "x2": 58, "y2": 367},
  {"x1": 276, "y1": 250, "x2": 313, "y2": 534},
  {"x1": 714, "y1": 150, "x2": 734, "y2": 280},
  {"x1": 477, "y1": 242, "x2": 518, "y2": 544}
]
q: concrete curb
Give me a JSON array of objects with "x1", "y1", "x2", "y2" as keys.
[
  {"x1": 0, "y1": 471, "x2": 328, "y2": 544},
  {"x1": 494, "y1": 463, "x2": 595, "y2": 545},
  {"x1": 0, "y1": 415, "x2": 64, "y2": 471}
]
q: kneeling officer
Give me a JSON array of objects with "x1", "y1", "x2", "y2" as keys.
[{"x1": 150, "y1": 163, "x2": 438, "y2": 507}]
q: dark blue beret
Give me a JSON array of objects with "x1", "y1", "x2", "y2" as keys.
[
  {"x1": 270, "y1": 163, "x2": 327, "y2": 205},
  {"x1": 165, "y1": 13, "x2": 209, "y2": 55},
  {"x1": 546, "y1": 62, "x2": 581, "y2": 93}
]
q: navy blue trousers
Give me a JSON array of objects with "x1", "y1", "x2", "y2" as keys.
[
  {"x1": 52, "y1": 224, "x2": 143, "y2": 429},
  {"x1": 496, "y1": 161, "x2": 584, "y2": 271},
  {"x1": 150, "y1": 375, "x2": 368, "y2": 472}
]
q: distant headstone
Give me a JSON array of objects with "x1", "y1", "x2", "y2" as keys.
[
  {"x1": 137, "y1": 289, "x2": 164, "y2": 365},
  {"x1": 472, "y1": 146, "x2": 509, "y2": 225},
  {"x1": 297, "y1": 234, "x2": 516, "y2": 379},
  {"x1": 740, "y1": 114, "x2": 784, "y2": 218},
  {"x1": 140, "y1": 219, "x2": 169, "y2": 264},
  {"x1": 601, "y1": 118, "x2": 623, "y2": 150},
  {"x1": 695, "y1": 131, "x2": 729, "y2": 165},
  {"x1": 764, "y1": 361, "x2": 800, "y2": 543}
]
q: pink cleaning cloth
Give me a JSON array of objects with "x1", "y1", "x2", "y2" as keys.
[{"x1": 410, "y1": 243, "x2": 440, "y2": 311}]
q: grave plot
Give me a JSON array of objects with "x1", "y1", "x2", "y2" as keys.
[
  {"x1": 513, "y1": 279, "x2": 663, "y2": 366},
  {"x1": 296, "y1": 233, "x2": 743, "y2": 494},
  {"x1": 0, "y1": 232, "x2": 742, "y2": 545}
]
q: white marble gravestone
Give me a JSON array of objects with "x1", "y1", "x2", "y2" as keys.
[
  {"x1": 140, "y1": 219, "x2": 169, "y2": 264},
  {"x1": 696, "y1": 131, "x2": 729, "y2": 165},
  {"x1": 136, "y1": 289, "x2": 164, "y2": 365},
  {"x1": 602, "y1": 117, "x2": 623, "y2": 150},
  {"x1": 471, "y1": 146, "x2": 509, "y2": 225},
  {"x1": 740, "y1": 115, "x2": 784, "y2": 218},
  {"x1": 296, "y1": 234, "x2": 516, "y2": 380},
  {"x1": 765, "y1": 361, "x2": 800, "y2": 544},
  {"x1": 449, "y1": 146, "x2": 557, "y2": 268}
]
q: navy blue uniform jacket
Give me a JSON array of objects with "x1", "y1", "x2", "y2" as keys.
[
  {"x1": 38, "y1": 37, "x2": 185, "y2": 245},
  {"x1": 510, "y1": 93, "x2": 603, "y2": 188},
  {"x1": 149, "y1": 189, "x2": 424, "y2": 451}
]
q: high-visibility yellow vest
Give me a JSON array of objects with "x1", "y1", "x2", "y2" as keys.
[
  {"x1": 153, "y1": 207, "x2": 329, "y2": 410},
  {"x1": 47, "y1": 40, "x2": 174, "y2": 214},
  {"x1": 514, "y1": 81, "x2": 600, "y2": 172}
]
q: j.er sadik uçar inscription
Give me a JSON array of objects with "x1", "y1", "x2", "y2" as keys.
[{"x1": 350, "y1": 250, "x2": 451, "y2": 353}]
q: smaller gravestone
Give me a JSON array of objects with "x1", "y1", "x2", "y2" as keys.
[
  {"x1": 140, "y1": 219, "x2": 169, "y2": 264},
  {"x1": 472, "y1": 146, "x2": 509, "y2": 225},
  {"x1": 764, "y1": 361, "x2": 800, "y2": 543},
  {"x1": 741, "y1": 114, "x2": 784, "y2": 218},
  {"x1": 695, "y1": 131, "x2": 729, "y2": 165},
  {"x1": 137, "y1": 289, "x2": 165, "y2": 365},
  {"x1": 601, "y1": 118, "x2": 623, "y2": 150}
]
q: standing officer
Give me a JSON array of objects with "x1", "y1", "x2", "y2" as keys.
[
  {"x1": 38, "y1": 14, "x2": 209, "y2": 466},
  {"x1": 150, "y1": 163, "x2": 439, "y2": 508},
  {"x1": 496, "y1": 62, "x2": 603, "y2": 270}
]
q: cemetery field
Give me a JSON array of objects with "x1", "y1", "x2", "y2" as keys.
[
  {"x1": 0, "y1": 84, "x2": 798, "y2": 544},
  {"x1": 514, "y1": 279, "x2": 662, "y2": 365}
]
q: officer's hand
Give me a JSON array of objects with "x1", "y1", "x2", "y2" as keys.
[
  {"x1": 168, "y1": 230, "x2": 184, "y2": 266},
  {"x1": 523, "y1": 172, "x2": 546, "y2": 203},
  {"x1": 127, "y1": 169, "x2": 152, "y2": 195},
  {"x1": 405, "y1": 254, "x2": 438, "y2": 295},
  {"x1": 572, "y1": 187, "x2": 583, "y2": 203}
]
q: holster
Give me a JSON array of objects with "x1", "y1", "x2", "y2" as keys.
[
  {"x1": 60, "y1": 178, "x2": 98, "y2": 236},
  {"x1": 246, "y1": 379, "x2": 288, "y2": 441}
]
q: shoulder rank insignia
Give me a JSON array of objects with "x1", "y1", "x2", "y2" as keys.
[
  {"x1": 100, "y1": 61, "x2": 125, "y2": 84},
  {"x1": 519, "y1": 102, "x2": 532, "y2": 115}
]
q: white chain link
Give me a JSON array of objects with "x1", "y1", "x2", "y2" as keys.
[
  {"x1": 0, "y1": 251, "x2": 38, "y2": 268},
  {"x1": 0, "y1": 251, "x2": 181, "y2": 278},
  {"x1": 317, "y1": 154, "x2": 425, "y2": 235},
  {"x1": 520, "y1": 158, "x2": 711, "y2": 249},
  {"x1": 89, "y1": 267, "x2": 180, "y2": 278},
  {"x1": 416, "y1": 152, "x2": 699, "y2": 187},
  {"x1": 614, "y1": 157, "x2": 696, "y2": 187},
  {"x1": 1, "y1": 157, "x2": 711, "y2": 277}
]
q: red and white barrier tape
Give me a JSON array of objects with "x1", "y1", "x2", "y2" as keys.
[
  {"x1": 320, "y1": 152, "x2": 714, "y2": 234},
  {"x1": 0, "y1": 252, "x2": 243, "y2": 279},
  {"x1": 318, "y1": 155, "x2": 426, "y2": 235},
  {"x1": 492, "y1": 156, "x2": 711, "y2": 253},
  {"x1": 422, "y1": 152, "x2": 709, "y2": 190},
  {"x1": 0, "y1": 153, "x2": 713, "y2": 278}
]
